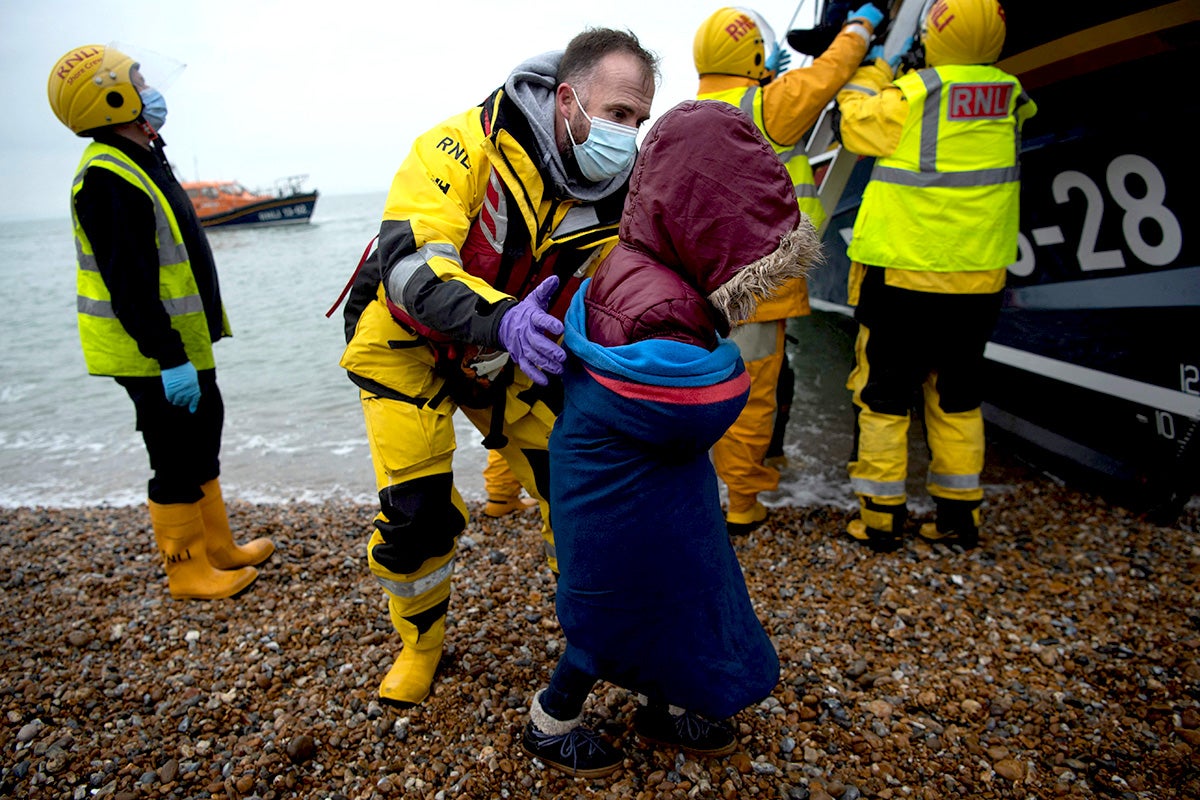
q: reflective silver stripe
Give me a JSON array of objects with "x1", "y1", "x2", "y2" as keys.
[
  {"x1": 927, "y1": 470, "x2": 980, "y2": 491},
  {"x1": 482, "y1": 170, "x2": 507, "y2": 253},
  {"x1": 77, "y1": 153, "x2": 189, "y2": 267},
  {"x1": 77, "y1": 292, "x2": 205, "y2": 319},
  {"x1": 76, "y1": 239, "x2": 98, "y2": 272},
  {"x1": 163, "y1": 294, "x2": 205, "y2": 316},
  {"x1": 871, "y1": 165, "x2": 1020, "y2": 187},
  {"x1": 777, "y1": 141, "x2": 805, "y2": 162},
  {"x1": 850, "y1": 477, "x2": 906, "y2": 496},
  {"x1": 374, "y1": 558, "x2": 455, "y2": 598},
  {"x1": 386, "y1": 242, "x2": 463, "y2": 310},
  {"x1": 553, "y1": 204, "x2": 601, "y2": 238},
  {"x1": 77, "y1": 296, "x2": 116, "y2": 317},
  {"x1": 543, "y1": 540, "x2": 556, "y2": 562},
  {"x1": 739, "y1": 87, "x2": 757, "y2": 119},
  {"x1": 842, "y1": 82, "x2": 877, "y2": 96},
  {"x1": 794, "y1": 184, "x2": 819, "y2": 198},
  {"x1": 158, "y1": 238, "x2": 189, "y2": 267},
  {"x1": 845, "y1": 23, "x2": 871, "y2": 45},
  {"x1": 918, "y1": 70, "x2": 942, "y2": 172}
]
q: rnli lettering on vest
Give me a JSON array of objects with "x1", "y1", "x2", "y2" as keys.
[
  {"x1": 948, "y1": 83, "x2": 1013, "y2": 119},
  {"x1": 725, "y1": 13, "x2": 758, "y2": 41},
  {"x1": 436, "y1": 136, "x2": 471, "y2": 169}
]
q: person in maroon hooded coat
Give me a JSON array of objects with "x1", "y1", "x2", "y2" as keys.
[{"x1": 520, "y1": 100, "x2": 822, "y2": 779}]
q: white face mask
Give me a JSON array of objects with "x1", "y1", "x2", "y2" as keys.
[{"x1": 565, "y1": 87, "x2": 638, "y2": 182}]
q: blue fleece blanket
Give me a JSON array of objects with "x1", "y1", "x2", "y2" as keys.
[{"x1": 548, "y1": 285, "x2": 780, "y2": 719}]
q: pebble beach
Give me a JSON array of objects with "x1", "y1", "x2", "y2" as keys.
[{"x1": 2, "y1": 477, "x2": 1198, "y2": 800}]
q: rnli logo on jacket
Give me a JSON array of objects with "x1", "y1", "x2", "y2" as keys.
[
  {"x1": 947, "y1": 83, "x2": 1013, "y2": 120},
  {"x1": 436, "y1": 136, "x2": 470, "y2": 169}
]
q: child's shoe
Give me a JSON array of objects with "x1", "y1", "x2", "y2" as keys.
[
  {"x1": 633, "y1": 704, "x2": 736, "y2": 756},
  {"x1": 523, "y1": 691, "x2": 622, "y2": 778}
]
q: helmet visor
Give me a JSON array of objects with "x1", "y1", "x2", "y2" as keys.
[
  {"x1": 107, "y1": 41, "x2": 186, "y2": 93},
  {"x1": 737, "y1": 7, "x2": 777, "y2": 50}
]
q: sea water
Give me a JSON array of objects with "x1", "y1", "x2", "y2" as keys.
[{"x1": 0, "y1": 191, "x2": 866, "y2": 509}]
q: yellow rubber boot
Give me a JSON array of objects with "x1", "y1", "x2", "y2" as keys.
[
  {"x1": 380, "y1": 614, "x2": 445, "y2": 708},
  {"x1": 482, "y1": 450, "x2": 538, "y2": 517},
  {"x1": 198, "y1": 479, "x2": 275, "y2": 569},
  {"x1": 847, "y1": 499, "x2": 907, "y2": 553},
  {"x1": 483, "y1": 495, "x2": 538, "y2": 518},
  {"x1": 149, "y1": 500, "x2": 258, "y2": 600},
  {"x1": 727, "y1": 501, "x2": 768, "y2": 537}
]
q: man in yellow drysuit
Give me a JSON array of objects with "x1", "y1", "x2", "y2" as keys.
[
  {"x1": 695, "y1": 4, "x2": 884, "y2": 535},
  {"x1": 340, "y1": 29, "x2": 658, "y2": 708},
  {"x1": 836, "y1": 0, "x2": 1037, "y2": 550}
]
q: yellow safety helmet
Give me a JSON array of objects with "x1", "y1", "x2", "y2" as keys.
[
  {"x1": 921, "y1": 0, "x2": 1007, "y2": 67},
  {"x1": 47, "y1": 44, "x2": 142, "y2": 135},
  {"x1": 694, "y1": 7, "x2": 775, "y2": 82}
]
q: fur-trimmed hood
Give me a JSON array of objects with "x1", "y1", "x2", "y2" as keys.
[{"x1": 585, "y1": 99, "x2": 821, "y2": 350}]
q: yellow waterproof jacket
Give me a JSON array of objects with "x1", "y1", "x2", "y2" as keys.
[
  {"x1": 72, "y1": 142, "x2": 223, "y2": 377},
  {"x1": 838, "y1": 61, "x2": 1037, "y2": 300},
  {"x1": 698, "y1": 22, "x2": 868, "y2": 322},
  {"x1": 341, "y1": 88, "x2": 624, "y2": 395}
]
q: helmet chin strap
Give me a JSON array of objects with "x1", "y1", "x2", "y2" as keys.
[
  {"x1": 137, "y1": 118, "x2": 173, "y2": 170},
  {"x1": 138, "y1": 118, "x2": 161, "y2": 142}
]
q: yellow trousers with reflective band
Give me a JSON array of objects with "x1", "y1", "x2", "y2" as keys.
[
  {"x1": 713, "y1": 319, "x2": 786, "y2": 518},
  {"x1": 847, "y1": 324, "x2": 985, "y2": 522},
  {"x1": 362, "y1": 377, "x2": 557, "y2": 641}
]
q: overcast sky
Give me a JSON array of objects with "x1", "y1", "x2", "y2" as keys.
[{"x1": 4, "y1": 0, "x2": 816, "y2": 222}]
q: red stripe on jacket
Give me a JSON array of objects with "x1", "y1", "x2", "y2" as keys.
[{"x1": 585, "y1": 367, "x2": 750, "y2": 405}]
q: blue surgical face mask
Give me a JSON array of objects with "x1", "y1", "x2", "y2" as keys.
[
  {"x1": 139, "y1": 87, "x2": 167, "y2": 132},
  {"x1": 565, "y1": 87, "x2": 638, "y2": 182}
]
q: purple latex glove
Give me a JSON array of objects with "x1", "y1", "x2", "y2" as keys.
[{"x1": 497, "y1": 276, "x2": 566, "y2": 386}]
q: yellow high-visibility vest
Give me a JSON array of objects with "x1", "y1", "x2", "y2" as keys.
[
  {"x1": 72, "y1": 142, "x2": 222, "y2": 376},
  {"x1": 848, "y1": 64, "x2": 1030, "y2": 272}
]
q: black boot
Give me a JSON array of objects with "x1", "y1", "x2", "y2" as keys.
[{"x1": 918, "y1": 498, "x2": 981, "y2": 549}]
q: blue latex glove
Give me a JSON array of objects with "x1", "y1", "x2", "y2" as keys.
[
  {"x1": 497, "y1": 276, "x2": 566, "y2": 386},
  {"x1": 849, "y1": 3, "x2": 885, "y2": 30},
  {"x1": 867, "y1": 41, "x2": 905, "y2": 71},
  {"x1": 765, "y1": 44, "x2": 791, "y2": 75},
  {"x1": 868, "y1": 35, "x2": 913, "y2": 72},
  {"x1": 161, "y1": 362, "x2": 201, "y2": 413}
]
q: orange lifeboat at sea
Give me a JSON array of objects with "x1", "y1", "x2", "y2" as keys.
[{"x1": 181, "y1": 174, "x2": 318, "y2": 229}]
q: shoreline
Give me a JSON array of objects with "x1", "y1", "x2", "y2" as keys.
[{"x1": 2, "y1": 481, "x2": 1198, "y2": 799}]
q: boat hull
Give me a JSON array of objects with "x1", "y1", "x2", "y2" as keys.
[{"x1": 197, "y1": 192, "x2": 318, "y2": 229}]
